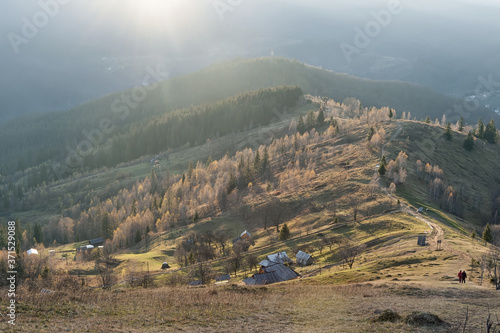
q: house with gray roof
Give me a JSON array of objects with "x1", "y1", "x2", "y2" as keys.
[
  {"x1": 243, "y1": 263, "x2": 300, "y2": 286},
  {"x1": 259, "y1": 251, "x2": 292, "y2": 267},
  {"x1": 296, "y1": 250, "x2": 313, "y2": 266}
]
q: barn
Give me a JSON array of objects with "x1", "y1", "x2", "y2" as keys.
[
  {"x1": 259, "y1": 251, "x2": 292, "y2": 267},
  {"x1": 243, "y1": 263, "x2": 300, "y2": 286},
  {"x1": 296, "y1": 250, "x2": 313, "y2": 266}
]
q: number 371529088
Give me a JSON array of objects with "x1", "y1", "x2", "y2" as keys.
[{"x1": 7, "y1": 221, "x2": 16, "y2": 259}]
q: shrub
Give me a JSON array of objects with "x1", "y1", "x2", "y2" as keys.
[
  {"x1": 405, "y1": 312, "x2": 444, "y2": 326},
  {"x1": 373, "y1": 309, "x2": 400, "y2": 322}
]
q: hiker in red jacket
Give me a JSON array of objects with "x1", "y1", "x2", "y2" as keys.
[
  {"x1": 458, "y1": 270, "x2": 463, "y2": 283},
  {"x1": 462, "y1": 271, "x2": 467, "y2": 283}
]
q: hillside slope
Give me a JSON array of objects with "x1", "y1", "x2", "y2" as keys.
[
  {"x1": 0, "y1": 57, "x2": 483, "y2": 178},
  {"x1": 383, "y1": 121, "x2": 500, "y2": 226}
]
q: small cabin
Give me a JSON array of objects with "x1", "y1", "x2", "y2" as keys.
[
  {"x1": 417, "y1": 235, "x2": 427, "y2": 246},
  {"x1": 215, "y1": 274, "x2": 231, "y2": 285},
  {"x1": 296, "y1": 250, "x2": 313, "y2": 266},
  {"x1": 243, "y1": 263, "x2": 300, "y2": 286},
  {"x1": 27, "y1": 248, "x2": 39, "y2": 255},
  {"x1": 188, "y1": 280, "x2": 202, "y2": 286},
  {"x1": 89, "y1": 238, "x2": 105, "y2": 246},
  {"x1": 233, "y1": 230, "x2": 252, "y2": 245},
  {"x1": 260, "y1": 251, "x2": 292, "y2": 267}
]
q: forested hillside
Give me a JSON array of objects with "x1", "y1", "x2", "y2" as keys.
[
  {"x1": 0, "y1": 86, "x2": 302, "y2": 185},
  {"x1": 0, "y1": 58, "x2": 482, "y2": 179},
  {"x1": 2, "y1": 95, "x2": 498, "y2": 252}
]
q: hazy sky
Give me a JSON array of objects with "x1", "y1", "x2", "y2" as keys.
[{"x1": 1, "y1": 0, "x2": 499, "y2": 121}]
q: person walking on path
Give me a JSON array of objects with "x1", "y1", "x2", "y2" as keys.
[
  {"x1": 462, "y1": 271, "x2": 467, "y2": 283},
  {"x1": 458, "y1": 270, "x2": 463, "y2": 283}
]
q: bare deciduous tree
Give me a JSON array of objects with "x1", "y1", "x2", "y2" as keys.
[
  {"x1": 337, "y1": 238, "x2": 366, "y2": 269},
  {"x1": 262, "y1": 198, "x2": 286, "y2": 233},
  {"x1": 214, "y1": 229, "x2": 230, "y2": 255},
  {"x1": 95, "y1": 254, "x2": 117, "y2": 290},
  {"x1": 246, "y1": 254, "x2": 259, "y2": 272},
  {"x1": 189, "y1": 262, "x2": 216, "y2": 285},
  {"x1": 225, "y1": 252, "x2": 243, "y2": 277}
]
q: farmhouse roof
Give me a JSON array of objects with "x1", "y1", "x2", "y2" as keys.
[
  {"x1": 266, "y1": 251, "x2": 291, "y2": 265},
  {"x1": 263, "y1": 263, "x2": 300, "y2": 281},
  {"x1": 243, "y1": 272, "x2": 280, "y2": 285},
  {"x1": 215, "y1": 274, "x2": 231, "y2": 282},
  {"x1": 89, "y1": 238, "x2": 105, "y2": 246},
  {"x1": 296, "y1": 250, "x2": 312, "y2": 264},
  {"x1": 259, "y1": 259, "x2": 274, "y2": 267},
  {"x1": 188, "y1": 280, "x2": 202, "y2": 286},
  {"x1": 240, "y1": 230, "x2": 251, "y2": 238},
  {"x1": 27, "y1": 248, "x2": 39, "y2": 255},
  {"x1": 243, "y1": 263, "x2": 300, "y2": 285}
]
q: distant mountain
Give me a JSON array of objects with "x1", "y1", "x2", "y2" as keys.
[
  {"x1": 0, "y1": 57, "x2": 492, "y2": 178},
  {"x1": 2, "y1": 0, "x2": 500, "y2": 122}
]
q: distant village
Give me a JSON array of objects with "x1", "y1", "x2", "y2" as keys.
[{"x1": 25, "y1": 230, "x2": 315, "y2": 288}]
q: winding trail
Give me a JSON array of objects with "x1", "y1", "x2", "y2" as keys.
[{"x1": 374, "y1": 121, "x2": 469, "y2": 260}]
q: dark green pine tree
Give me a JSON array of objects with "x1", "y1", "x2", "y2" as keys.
[
  {"x1": 458, "y1": 116, "x2": 464, "y2": 132},
  {"x1": 317, "y1": 108, "x2": 325, "y2": 126},
  {"x1": 101, "y1": 212, "x2": 112, "y2": 240},
  {"x1": 15, "y1": 218, "x2": 22, "y2": 254},
  {"x1": 378, "y1": 156, "x2": 387, "y2": 176},
  {"x1": 389, "y1": 109, "x2": 393, "y2": 119},
  {"x1": 187, "y1": 161, "x2": 194, "y2": 179},
  {"x1": 262, "y1": 147, "x2": 269, "y2": 174},
  {"x1": 381, "y1": 155, "x2": 387, "y2": 167},
  {"x1": 227, "y1": 171, "x2": 237, "y2": 194},
  {"x1": 476, "y1": 119, "x2": 485, "y2": 139},
  {"x1": 33, "y1": 222, "x2": 43, "y2": 244},
  {"x1": 253, "y1": 150, "x2": 261, "y2": 173},
  {"x1": 378, "y1": 163, "x2": 386, "y2": 176},
  {"x1": 150, "y1": 169, "x2": 159, "y2": 194},
  {"x1": 483, "y1": 223, "x2": 493, "y2": 243},
  {"x1": 297, "y1": 116, "x2": 306, "y2": 134},
  {"x1": 444, "y1": 123, "x2": 452, "y2": 141},
  {"x1": 425, "y1": 116, "x2": 431, "y2": 124},
  {"x1": 484, "y1": 119, "x2": 498, "y2": 144},
  {"x1": 367, "y1": 127, "x2": 375, "y2": 141},
  {"x1": 245, "y1": 157, "x2": 253, "y2": 185},
  {"x1": 306, "y1": 110, "x2": 316, "y2": 129},
  {"x1": 464, "y1": 131, "x2": 474, "y2": 151},
  {"x1": 135, "y1": 230, "x2": 142, "y2": 244},
  {"x1": 279, "y1": 223, "x2": 290, "y2": 241}
]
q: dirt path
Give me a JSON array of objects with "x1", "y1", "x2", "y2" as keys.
[{"x1": 374, "y1": 122, "x2": 470, "y2": 261}]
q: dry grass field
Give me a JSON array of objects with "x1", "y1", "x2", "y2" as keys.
[{"x1": 3, "y1": 278, "x2": 500, "y2": 332}]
